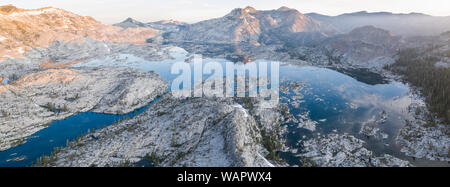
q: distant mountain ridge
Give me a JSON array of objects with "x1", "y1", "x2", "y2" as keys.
[
  {"x1": 113, "y1": 17, "x2": 186, "y2": 31},
  {"x1": 316, "y1": 25, "x2": 403, "y2": 66},
  {"x1": 3, "y1": 4, "x2": 450, "y2": 65},
  {"x1": 163, "y1": 6, "x2": 340, "y2": 46},
  {"x1": 306, "y1": 11, "x2": 450, "y2": 36},
  {"x1": 113, "y1": 7, "x2": 450, "y2": 40}
]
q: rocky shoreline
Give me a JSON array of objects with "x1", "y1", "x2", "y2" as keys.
[
  {"x1": 0, "y1": 67, "x2": 167, "y2": 151},
  {"x1": 1, "y1": 41, "x2": 447, "y2": 166},
  {"x1": 298, "y1": 133, "x2": 412, "y2": 167},
  {"x1": 396, "y1": 94, "x2": 449, "y2": 161},
  {"x1": 39, "y1": 94, "x2": 289, "y2": 167}
]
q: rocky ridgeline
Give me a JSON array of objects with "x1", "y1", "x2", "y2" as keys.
[
  {"x1": 43, "y1": 94, "x2": 289, "y2": 167},
  {"x1": 163, "y1": 6, "x2": 338, "y2": 47},
  {"x1": 155, "y1": 7, "x2": 410, "y2": 72},
  {"x1": 110, "y1": 6, "x2": 446, "y2": 73},
  {"x1": 0, "y1": 67, "x2": 168, "y2": 151},
  {"x1": 0, "y1": 5, "x2": 159, "y2": 61},
  {"x1": 114, "y1": 17, "x2": 186, "y2": 32}
]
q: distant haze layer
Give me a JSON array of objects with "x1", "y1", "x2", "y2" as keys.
[{"x1": 1, "y1": 0, "x2": 450, "y2": 23}]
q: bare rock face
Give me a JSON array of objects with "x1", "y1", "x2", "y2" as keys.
[
  {"x1": 0, "y1": 67, "x2": 168, "y2": 151},
  {"x1": 0, "y1": 38, "x2": 177, "y2": 82},
  {"x1": 114, "y1": 18, "x2": 186, "y2": 32},
  {"x1": 279, "y1": 26, "x2": 405, "y2": 71},
  {"x1": 113, "y1": 17, "x2": 147, "y2": 28},
  {"x1": 317, "y1": 26, "x2": 403, "y2": 68},
  {"x1": 396, "y1": 104, "x2": 449, "y2": 161},
  {"x1": 163, "y1": 6, "x2": 338, "y2": 47},
  {"x1": 0, "y1": 5, "x2": 159, "y2": 61},
  {"x1": 26, "y1": 38, "x2": 174, "y2": 66},
  {"x1": 299, "y1": 133, "x2": 412, "y2": 167},
  {"x1": 42, "y1": 94, "x2": 288, "y2": 167}
]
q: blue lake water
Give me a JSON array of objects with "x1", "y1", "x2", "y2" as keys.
[
  {"x1": 276, "y1": 65, "x2": 413, "y2": 165},
  {"x1": 0, "y1": 48, "x2": 422, "y2": 166},
  {"x1": 0, "y1": 98, "x2": 158, "y2": 167}
]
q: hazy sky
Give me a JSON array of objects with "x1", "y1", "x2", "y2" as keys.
[{"x1": 3, "y1": 0, "x2": 450, "y2": 24}]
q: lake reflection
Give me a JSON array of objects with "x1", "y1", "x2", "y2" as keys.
[{"x1": 1, "y1": 47, "x2": 421, "y2": 166}]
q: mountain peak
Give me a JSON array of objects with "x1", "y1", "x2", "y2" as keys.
[
  {"x1": 122, "y1": 17, "x2": 141, "y2": 23},
  {"x1": 124, "y1": 17, "x2": 134, "y2": 22},
  {"x1": 243, "y1": 6, "x2": 257, "y2": 13},
  {"x1": 227, "y1": 6, "x2": 258, "y2": 17},
  {"x1": 165, "y1": 5, "x2": 339, "y2": 47},
  {"x1": 277, "y1": 6, "x2": 294, "y2": 11},
  {"x1": 114, "y1": 17, "x2": 146, "y2": 28}
]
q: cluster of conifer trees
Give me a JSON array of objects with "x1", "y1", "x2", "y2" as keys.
[{"x1": 386, "y1": 48, "x2": 450, "y2": 125}]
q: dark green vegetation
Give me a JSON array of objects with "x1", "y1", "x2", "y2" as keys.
[
  {"x1": 385, "y1": 48, "x2": 450, "y2": 124},
  {"x1": 332, "y1": 67, "x2": 389, "y2": 85},
  {"x1": 261, "y1": 130, "x2": 282, "y2": 161}
]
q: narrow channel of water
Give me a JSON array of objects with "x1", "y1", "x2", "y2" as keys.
[{"x1": 0, "y1": 98, "x2": 159, "y2": 167}]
